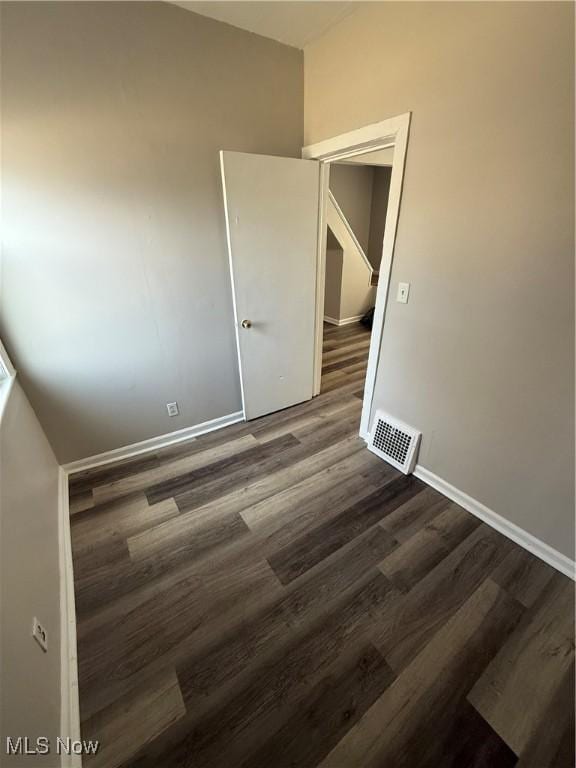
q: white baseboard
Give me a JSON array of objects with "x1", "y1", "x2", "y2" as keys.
[
  {"x1": 360, "y1": 423, "x2": 575, "y2": 579},
  {"x1": 323, "y1": 314, "x2": 364, "y2": 327},
  {"x1": 58, "y1": 468, "x2": 82, "y2": 767},
  {"x1": 413, "y1": 464, "x2": 575, "y2": 581},
  {"x1": 62, "y1": 411, "x2": 244, "y2": 475}
]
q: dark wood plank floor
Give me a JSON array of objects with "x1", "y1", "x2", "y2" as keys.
[{"x1": 69, "y1": 322, "x2": 575, "y2": 768}]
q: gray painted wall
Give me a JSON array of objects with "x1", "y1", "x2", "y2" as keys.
[
  {"x1": 324, "y1": 231, "x2": 343, "y2": 321},
  {"x1": 330, "y1": 163, "x2": 392, "y2": 270},
  {"x1": 0, "y1": 380, "x2": 61, "y2": 753},
  {"x1": 0, "y1": 1, "x2": 303, "y2": 463},
  {"x1": 329, "y1": 164, "x2": 374, "y2": 254},
  {"x1": 305, "y1": 1, "x2": 575, "y2": 558},
  {"x1": 367, "y1": 167, "x2": 392, "y2": 270}
]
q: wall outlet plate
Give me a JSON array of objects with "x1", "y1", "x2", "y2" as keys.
[
  {"x1": 166, "y1": 402, "x2": 179, "y2": 417},
  {"x1": 32, "y1": 617, "x2": 48, "y2": 652}
]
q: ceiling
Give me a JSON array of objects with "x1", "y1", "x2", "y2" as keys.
[{"x1": 172, "y1": 2, "x2": 357, "y2": 49}]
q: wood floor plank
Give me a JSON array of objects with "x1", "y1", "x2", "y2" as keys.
[
  {"x1": 129, "y1": 437, "x2": 367, "y2": 563},
  {"x1": 322, "y1": 323, "x2": 367, "y2": 340},
  {"x1": 150, "y1": 406, "x2": 307, "y2": 465},
  {"x1": 127, "y1": 507, "x2": 249, "y2": 564},
  {"x1": 92, "y1": 433, "x2": 259, "y2": 504},
  {"x1": 240, "y1": 644, "x2": 395, "y2": 768},
  {"x1": 323, "y1": 327, "x2": 368, "y2": 342},
  {"x1": 321, "y1": 369, "x2": 366, "y2": 393},
  {"x1": 69, "y1": 489, "x2": 94, "y2": 515},
  {"x1": 69, "y1": 452, "x2": 162, "y2": 495},
  {"x1": 468, "y1": 573, "x2": 575, "y2": 755},
  {"x1": 322, "y1": 356, "x2": 368, "y2": 375},
  {"x1": 72, "y1": 534, "x2": 129, "y2": 584},
  {"x1": 174, "y1": 417, "x2": 363, "y2": 512},
  {"x1": 515, "y1": 660, "x2": 574, "y2": 768},
  {"x1": 254, "y1": 397, "x2": 362, "y2": 444},
  {"x1": 322, "y1": 332, "x2": 364, "y2": 346},
  {"x1": 145, "y1": 433, "x2": 299, "y2": 504},
  {"x1": 318, "y1": 369, "x2": 349, "y2": 390},
  {"x1": 77, "y1": 550, "x2": 282, "y2": 718},
  {"x1": 255, "y1": 465, "x2": 399, "y2": 558},
  {"x1": 490, "y1": 545, "x2": 556, "y2": 607},
  {"x1": 318, "y1": 579, "x2": 523, "y2": 768},
  {"x1": 71, "y1": 494, "x2": 179, "y2": 552},
  {"x1": 240, "y1": 447, "x2": 393, "y2": 531},
  {"x1": 267, "y1": 474, "x2": 423, "y2": 584},
  {"x1": 69, "y1": 323, "x2": 574, "y2": 768},
  {"x1": 154, "y1": 573, "x2": 397, "y2": 768},
  {"x1": 373, "y1": 524, "x2": 515, "y2": 673},
  {"x1": 320, "y1": 376, "x2": 369, "y2": 399},
  {"x1": 379, "y1": 486, "x2": 454, "y2": 542},
  {"x1": 75, "y1": 489, "x2": 262, "y2": 618},
  {"x1": 73, "y1": 502, "x2": 253, "y2": 620},
  {"x1": 378, "y1": 502, "x2": 480, "y2": 592},
  {"x1": 177, "y1": 527, "x2": 398, "y2": 706},
  {"x1": 321, "y1": 340, "x2": 371, "y2": 364},
  {"x1": 247, "y1": 389, "x2": 359, "y2": 437},
  {"x1": 550, "y1": 724, "x2": 576, "y2": 768},
  {"x1": 153, "y1": 419, "x2": 257, "y2": 461},
  {"x1": 323, "y1": 358, "x2": 368, "y2": 376},
  {"x1": 410, "y1": 699, "x2": 519, "y2": 768},
  {"x1": 290, "y1": 397, "x2": 362, "y2": 435},
  {"x1": 82, "y1": 669, "x2": 185, "y2": 768}
]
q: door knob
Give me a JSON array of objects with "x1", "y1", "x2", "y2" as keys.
[{"x1": 241, "y1": 319, "x2": 252, "y2": 329}]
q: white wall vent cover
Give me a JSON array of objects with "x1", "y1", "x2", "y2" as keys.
[{"x1": 368, "y1": 411, "x2": 421, "y2": 474}]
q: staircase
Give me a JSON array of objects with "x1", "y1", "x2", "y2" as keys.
[
  {"x1": 327, "y1": 191, "x2": 374, "y2": 287},
  {"x1": 324, "y1": 191, "x2": 377, "y2": 326}
]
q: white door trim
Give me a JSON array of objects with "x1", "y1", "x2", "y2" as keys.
[
  {"x1": 303, "y1": 113, "x2": 411, "y2": 438},
  {"x1": 220, "y1": 151, "x2": 248, "y2": 420}
]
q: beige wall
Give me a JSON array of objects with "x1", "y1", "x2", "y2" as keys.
[
  {"x1": 326, "y1": 195, "x2": 376, "y2": 323},
  {"x1": 339, "y1": 248, "x2": 376, "y2": 322},
  {"x1": 325, "y1": 224, "x2": 376, "y2": 325},
  {"x1": 0, "y1": 1, "x2": 303, "y2": 463},
  {"x1": 305, "y1": 1, "x2": 575, "y2": 558},
  {"x1": 330, "y1": 162, "x2": 392, "y2": 270},
  {"x1": 329, "y1": 163, "x2": 374, "y2": 254},
  {"x1": 367, "y1": 166, "x2": 392, "y2": 270},
  {"x1": 324, "y1": 232, "x2": 344, "y2": 321},
  {"x1": 0, "y1": 380, "x2": 61, "y2": 753}
]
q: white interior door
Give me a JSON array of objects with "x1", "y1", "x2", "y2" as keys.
[{"x1": 221, "y1": 150, "x2": 320, "y2": 420}]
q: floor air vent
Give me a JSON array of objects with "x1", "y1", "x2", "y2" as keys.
[{"x1": 368, "y1": 411, "x2": 421, "y2": 474}]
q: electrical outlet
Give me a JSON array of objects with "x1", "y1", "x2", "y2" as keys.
[
  {"x1": 32, "y1": 617, "x2": 48, "y2": 653},
  {"x1": 166, "y1": 402, "x2": 179, "y2": 417}
]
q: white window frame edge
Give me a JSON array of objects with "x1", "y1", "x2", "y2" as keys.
[
  {"x1": 302, "y1": 112, "x2": 411, "y2": 441},
  {"x1": 0, "y1": 337, "x2": 15, "y2": 379}
]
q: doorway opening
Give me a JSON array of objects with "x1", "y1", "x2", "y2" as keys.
[
  {"x1": 320, "y1": 151, "x2": 393, "y2": 408},
  {"x1": 221, "y1": 114, "x2": 410, "y2": 437},
  {"x1": 303, "y1": 112, "x2": 411, "y2": 440}
]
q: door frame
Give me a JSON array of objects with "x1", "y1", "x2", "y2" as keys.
[{"x1": 302, "y1": 112, "x2": 411, "y2": 440}]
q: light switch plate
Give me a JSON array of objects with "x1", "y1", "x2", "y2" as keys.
[
  {"x1": 166, "y1": 402, "x2": 179, "y2": 417},
  {"x1": 397, "y1": 282, "x2": 410, "y2": 303}
]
